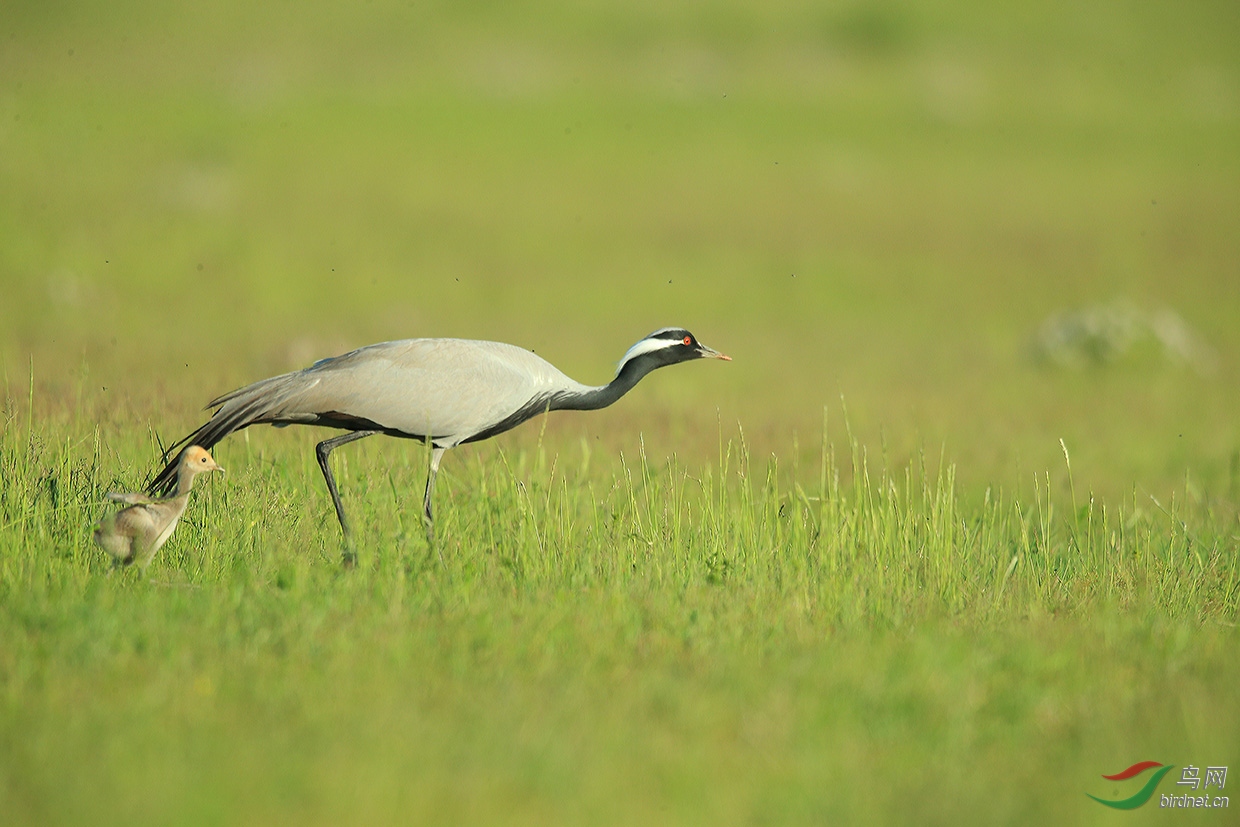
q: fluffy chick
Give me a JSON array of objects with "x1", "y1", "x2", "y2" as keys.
[{"x1": 94, "y1": 446, "x2": 223, "y2": 571}]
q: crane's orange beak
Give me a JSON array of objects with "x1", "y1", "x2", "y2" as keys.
[{"x1": 697, "y1": 343, "x2": 731, "y2": 361}]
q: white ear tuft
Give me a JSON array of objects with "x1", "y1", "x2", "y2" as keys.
[{"x1": 616, "y1": 335, "x2": 680, "y2": 374}]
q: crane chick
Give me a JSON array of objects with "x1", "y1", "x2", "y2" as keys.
[{"x1": 94, "y1": 445, "x2": 223, "y2": 572}]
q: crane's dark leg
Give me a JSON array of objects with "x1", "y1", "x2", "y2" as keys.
[
  {"x1": 423, "y1": 446, "x2": 446, "y2": 548},
  {"x1": 315, "y1": 430, "x2": 379, "y2": 543}
]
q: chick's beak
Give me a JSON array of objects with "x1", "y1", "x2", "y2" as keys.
[{"x1": 697, "y1": 343, "x2": 732, "y2": 361}]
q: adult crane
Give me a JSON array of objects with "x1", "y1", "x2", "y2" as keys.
[{"x1": 148, "y1": 327, "x2": 729, "y2": 542}]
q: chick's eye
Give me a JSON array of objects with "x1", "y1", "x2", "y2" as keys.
[{"x1": 683, "y1": 336, "x2": 692, "y2": 345}]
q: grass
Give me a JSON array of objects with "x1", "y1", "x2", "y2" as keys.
[
  {"x1": 2, "y1": 0, "x2": 1239, "y2": 823},
  {"x1": 2, "y1": 393, "x2": 1238, "y2": 824}
]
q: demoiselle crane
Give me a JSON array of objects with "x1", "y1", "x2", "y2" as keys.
[
  {"x1": 96, "y1": 445, "x2": 224, "y2": 571},
  {"x1": 148, "y1": 328, "x2": 729, "y2": 542}
]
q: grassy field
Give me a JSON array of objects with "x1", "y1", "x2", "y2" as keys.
[{"x1": 2, "y1": 1, "x2": 1239, "y2": 823}]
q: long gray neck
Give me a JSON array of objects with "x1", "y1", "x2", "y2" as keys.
[{"x1": 551, "y1": 359, "x2": 649, "y2": 412}]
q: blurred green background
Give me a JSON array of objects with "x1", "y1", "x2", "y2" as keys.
[{"x1": 3, "y1": 0, "x2": 1238, "y2": 497}]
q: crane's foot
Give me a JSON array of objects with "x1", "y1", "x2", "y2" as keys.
[
  {"x1": 340, "y1": 543, "x2": 359, "y2": 569},
  {"x1": 422, "y1": 517, "x2": 444, "y2": 566},
  {"x1": 339, "y1": 529, "x2": 359, "y2": 569}
]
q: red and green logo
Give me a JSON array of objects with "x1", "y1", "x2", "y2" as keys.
[{"x1": 1088, "y1": 761, "x2": 1175, "y2": 809}]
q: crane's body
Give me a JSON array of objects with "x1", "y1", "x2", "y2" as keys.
[
  {"x1": 179, "y1": 338, "x2": 611, "y2": 450},
  {"x1": 149, "y1": 328, "x2": 728, "y2": 543}
]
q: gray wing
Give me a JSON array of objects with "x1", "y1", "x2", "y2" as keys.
[
  {"x1": 114, "y1": 503, "x2": 161, "y2": 538},
  {"x1": 106, "y1": 492, "x2": 157, "y2": 505},
  {"x1": 242, "y1": 339, "x2": 579, "y2": 446},
  {"x1": 223, "y1": 339, "x2": 580, "y2": 446},
  {"x1": 94, "y1": 503, "x2": 159, "y2": 560}
]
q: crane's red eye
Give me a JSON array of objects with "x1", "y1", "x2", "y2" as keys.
[{"x1": 683, "y1": 336, "x2": 692, "y2": 345}]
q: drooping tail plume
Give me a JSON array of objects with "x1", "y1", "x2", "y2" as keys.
[{"x1": 146, "y1": 373, "x2": 308, "y2": 496}]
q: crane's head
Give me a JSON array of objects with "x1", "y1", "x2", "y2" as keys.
[
  {"x1": 179, "y1": 445, "x2": 225, "y2": 476},
  {"x1": 616, "y1": 327, "x2": 731, "y2": 377}
]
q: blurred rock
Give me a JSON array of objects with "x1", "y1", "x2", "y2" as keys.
[{"x1": 1032, "y1": 301, "x2": 1216, "y2": 374}]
